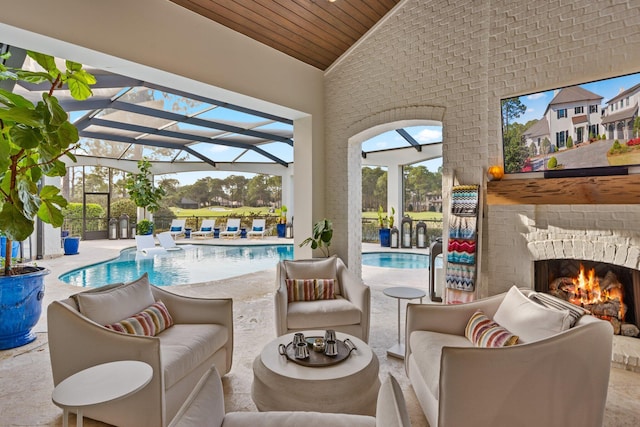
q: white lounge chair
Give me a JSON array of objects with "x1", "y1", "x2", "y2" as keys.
[
  {"x1": 219, "y1": 218, "x2": 241, "y2": 239},
  {"x1": 168, "y1": 219, "x2": 186, "y2": 239},
  {"x1": 247, "y1": 219, "x2": 266, "y2": 239},
  {"x1": 135, "y1": 234, "x2": 167, "y2": 256},
  {"x1": 157, "y1": 231, "x2": 194, "y2": 251},
  {"x1": 191, "y1": 219, "x2": 215, "y2": 239}
]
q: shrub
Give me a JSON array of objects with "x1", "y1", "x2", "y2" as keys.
[
  {"x1": 547, "y1": 156, "x2": 558, "y2": 169},
  {"x1": 567, "y1": 136, "x2": 573, "y2": 148},
  {"x1": 110, "y1": 199, "x2": 137, "y2": 221}
]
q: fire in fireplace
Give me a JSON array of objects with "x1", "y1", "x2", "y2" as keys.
[{"x1": 535, "y1": 259, "x2": 640, "y2": 337}]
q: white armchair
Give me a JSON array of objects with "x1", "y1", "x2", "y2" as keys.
[
  {"x1": 405, "y1": 287, "x2": 613, "y2": 427},
  {"x1": 274, "y1": 256, "x2": 370, "y2": 342},
  {"x1": 48, "y1": 274, "x2": 233, "y2": 427}
]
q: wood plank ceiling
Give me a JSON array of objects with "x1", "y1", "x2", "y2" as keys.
[{"x1": 169, "y1": 0, "x2": 401, "y2": 70}]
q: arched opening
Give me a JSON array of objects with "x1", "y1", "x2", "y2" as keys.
[{"x1": 346, "y1": 113, "x2": 445, "y2": 278}]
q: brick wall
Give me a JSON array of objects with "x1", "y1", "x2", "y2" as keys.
[{"x1": 325, "y1": 0, "x2": 640, "y2": 294}]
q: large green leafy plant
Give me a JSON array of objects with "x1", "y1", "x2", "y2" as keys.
[
  {"x1": 125, "y1": 158, "x2": 166, "y2": 219},
  {"x1": 0, "y1": 51, "x2": 95, "y2": 274},
  {"x1": 299, "y1": 218, "x2": 333, "y2": 257}
]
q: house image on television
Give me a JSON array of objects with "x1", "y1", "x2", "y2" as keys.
[
  {"x1": 524, "y1": 86, "x2": 603, "y2": 154},
  {"x1": 601, "y1": 82, "x2": 640, "y2": 141}
]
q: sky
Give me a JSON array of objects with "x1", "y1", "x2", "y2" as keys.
[
  {"x1": 512, "y1": 71, "x2": 640, "y2": 125},
  {"x1": 167, "y1": 125, "x2": 443, "y2": 185}
]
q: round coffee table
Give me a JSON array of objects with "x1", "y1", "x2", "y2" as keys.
[
  {"x1": 52, "y1": 360, "x2": 152, "y2": 427},
  {"x1": 252, "y1": 330, "x2": 380, "y2": 415}
]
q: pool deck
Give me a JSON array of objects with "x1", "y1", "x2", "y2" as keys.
[{"x1": 1, "y1": 237, "x2": 638, "y2": 426}]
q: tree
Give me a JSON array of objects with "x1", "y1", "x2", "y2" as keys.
[
  {"x1": 125, "y1": 158, "x2": 166, "y2": 218},
  {"x1": 501, "y1": 98, "x2": 527, "y2": 130}
]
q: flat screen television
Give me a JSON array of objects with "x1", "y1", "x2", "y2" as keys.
[{"x1": 501, "y1": 71, "x2": 640, "y2": 177}]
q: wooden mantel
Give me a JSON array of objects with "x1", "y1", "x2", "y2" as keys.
[{"x1": 486, "y1": 174, "x2": 640, "y2": 205}]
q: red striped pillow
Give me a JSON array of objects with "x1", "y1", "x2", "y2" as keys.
[
  {"x1": 314, "y1": 279, "x2": 336, "y2": 300},
  {"x1": 465, "y1": 310, "x2": 519, "y2": 347},
  {"x1": 104, "y1": 300, "x2": 174, "y2": 336},
  {"x1": 286, "y1": 279, "x2": 316, "y2": 302}
]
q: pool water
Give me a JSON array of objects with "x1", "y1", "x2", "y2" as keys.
[
  {"x1": 60, "y1": 244, "x2": 294, "y2": 287},
  {"x1": 362, "y1": 252, "x2": 441, "y2": 269}
]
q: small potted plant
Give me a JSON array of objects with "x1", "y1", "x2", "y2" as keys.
[
  {"x1": 0, "y1": 50, "x2": 95, "y2": 349},
  {"x1": 276, "y1": 205, "x2": 288, "y2": 238},
  {"x1": 377, "y1": 205, "x2": 390, "y2": 247},
  {"x1": 136, "y1": 219, "x2": 154, "y2": 236}
]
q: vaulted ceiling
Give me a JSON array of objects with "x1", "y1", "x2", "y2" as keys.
[{"x1": 169, "y1": 0, "x2": 401, "y2": 70}]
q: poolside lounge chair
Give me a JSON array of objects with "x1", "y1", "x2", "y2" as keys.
[
  {"x1": 135, "y1": 234, "x2": 167, "y2": 256},
  {"x1": 247, "y1": 219, "x2": 266, "y2": 239},
  {"x1": 191, "y1": 219, "x2": 215, "y2": 239},
  {"x1": 220, "y1": 218, "x2": 241, "y2": 239},
  {"x1": 157, "y1": 231, "x2": 194, "y2": 250},
  {"x1": 169, "y1": 219, "x2": 186, "y2": 239}
]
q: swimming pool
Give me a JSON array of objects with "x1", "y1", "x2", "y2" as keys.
[
  {"x1": 362, "y1": 252, "x2": 441, "y2": 269},
  {"x1": 59, "y1": 244, "x2": 294, "y2": 287}
]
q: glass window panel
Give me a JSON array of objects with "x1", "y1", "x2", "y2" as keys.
[
  {"x1": 76, "y1": 138, "x2": 131, "y2": 158},
  {"x1": 190, "y1": 142, "x2": 245, "y2": 162}
]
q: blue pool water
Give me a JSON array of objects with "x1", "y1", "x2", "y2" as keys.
[
  {"x1": 362, "y1": 252, "x2": 441, "y2": 269},
  {"x1": 60, "y1": 244, "x2": 294, "y2": 287}
]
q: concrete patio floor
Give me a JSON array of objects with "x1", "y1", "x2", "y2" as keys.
[{"x1": 0, "y1": 237, "x2": 639, "y2": 426}]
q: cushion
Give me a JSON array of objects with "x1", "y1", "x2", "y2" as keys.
[
  {"x1": 529, "y1": 291, "x2": 587, "y2": 327},
  {"x1": 314, "y1": 278, "x2": 336, "y2": 300},
  {"x1": 104, "y1": 300, "x2": 174, "y2": 336},
  {"x1": 170, "y1": 226, "x2": 182, "y2": 232},
  {"x1": 493, "y1": 286, "x2": 572, "y2": 343},
  {"x1": 75, "y1": 273, "x2": 155, "y2": 325},
  {"x1": 409, "y1": 330, "x2": 472, "y2": 400},
  {"x1": 252, "y1": 226, "x2": 263, "y2": 232},
  {"x1": 286, "y1": 279, "x2": 315, "y2": 302},
  {"x1": 376, "y1": 373, "x2": 411, "y2": 427},
  {"x1": 200, "y1": 227, "x2": 212, "y2": 232},
  {"x1": 465, "y1": 310, "x2": 519, "y2": 347},
  {"x1": 283, "y1": 256, "x2": 340, "y2": 294},
  {"x1": 287, "y1": 297, "x2": 361, "y2": 329},
  {"x1": 226, "y1": 226, "x2": 238, "y2": 232},
  {"x1": 159, "y1": 324, "x2": 229, "y2": 389},
  {"x1": 286, "y1": 279, "x2": 337, "y2": 302}
]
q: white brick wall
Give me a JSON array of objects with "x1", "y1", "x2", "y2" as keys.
[{"x1": 325, "y1": 0, "x2": 640, "y2": 294}]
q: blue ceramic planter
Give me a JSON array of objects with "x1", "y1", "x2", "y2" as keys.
[
  {"x1": 379, "y1": 228, "x2": 391, "y2": 247},
  {"x1": 0, "y1": 267, "x2": 49, "y2": 350}
]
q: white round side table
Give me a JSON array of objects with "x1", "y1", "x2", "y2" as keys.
[
  {"x1": 383, "y1": 286, "x2": 426, "y2": 359},
  {"x1": 52, "y1": 360, "x2": 153, "y2": 427}
]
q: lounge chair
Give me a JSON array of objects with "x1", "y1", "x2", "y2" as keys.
[
  {"x1": 169, "y1": 219, "x2": 186, "y2": 239},
  {"x1": 191, "y1": 219, "x2": 215, "y2": 239},
  {"x1": 157, "y1": 231, "x2": 194, "y2": 250},
  {"x1": 220, "y1": 218, "x2": 241, "y2": 239},
  {"x1": 247, "y1": 219, "x2": 266, "y2": 239},
  {"x1": 135, "y1": 235, "x2": 167, "y2": 257}
]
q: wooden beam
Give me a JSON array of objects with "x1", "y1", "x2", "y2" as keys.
[{"x1": 486, "y1": 175, "x2": 640, "y2": 205}]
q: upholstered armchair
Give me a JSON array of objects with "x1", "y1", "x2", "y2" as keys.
[
  {"x1": 274, "y1": 256, "x2": 370, "y2": 342},
  {"x1": 48, "y1": 274, "x2": 233, "y2": 427},
  {"x1": 405, "y1": 286, "x2": 613, "y2": 427}
]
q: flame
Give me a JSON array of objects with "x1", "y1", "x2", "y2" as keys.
[{"x1": 569, "y1": 264, "x2": 625, "y2": 319}]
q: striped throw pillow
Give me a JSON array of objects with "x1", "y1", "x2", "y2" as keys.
[
  {"x1": 104, "y1": 300, "x2": 174, "y2": 336},
  {"x1": 529, "y1": 292, "x2": 587, "y2": 327},
  {"x1": 465, "y1": 310, "x2": 519, "y2": 347},
  {"x1": 314, "y1": 279, "x2": 336, "y2": 300},
  {"x1": 286, "y1": 279, "x2": 316, "y2": 302}
]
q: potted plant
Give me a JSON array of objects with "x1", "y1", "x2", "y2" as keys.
[
  {"x1": 0, "y1": 50, "x2": 95, "y2": 349},
  {"x1": 125, "y1": 158, "x2": 166, "y2": 234},
  {"x1": 299, "y1": 218, "x2": 333, "y2": 257},
  {"x1": 136, "y1": 219, "x2": 154, "y2": 236},
  {"x1": 276, "y1": 205, "x2": 288, "y2": 238},
  {"x1": 377, "y1": 205, "x2": 390, "y2": 247}
]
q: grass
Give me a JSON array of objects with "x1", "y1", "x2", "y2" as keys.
[
  {"x1": 173, "y1": 206, "x2": 444, "y2": 222},
  {"x1": 607, "y1": 151, "x2": 640, "y2": 166}
]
